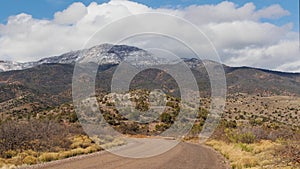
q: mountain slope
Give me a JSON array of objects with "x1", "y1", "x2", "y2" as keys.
[
  {"x1": 0, "y1": 44, "x2": 300, "y2": 118},
  {"x1": 0, "y1": 44, "x2": 166, "y2": 72},
  {"x1": 225, "y1": 66, "x2": 300, "y2": 96}
]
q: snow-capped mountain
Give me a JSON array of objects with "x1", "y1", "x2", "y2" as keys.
[
  {"x1": 0, "y1": 43, "x2": 220, "y2": 73},
  {"x1": 0, "y1": 44, "x2": 171, "y2": 72},
  {"x1": 38, "y1": 50, "x2": 82, "y2": 65},
  {"x1": 0, "y1": 60, "x2": 36, "y2": 72},
  {"x1": 77, "y1": 44, "x2": 170, "y2": 67}
]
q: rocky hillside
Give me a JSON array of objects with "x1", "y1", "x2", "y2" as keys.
[{"x1": 0, "y1": 44, "x2": 299, "y2": 119}]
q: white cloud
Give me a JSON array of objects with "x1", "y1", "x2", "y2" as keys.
[
  {"x1": 0, "y1": 0, "x2": 298, "y2": 72},
  {"x1": 181, "y1": 2, "x2": 290, "y2": 25},
  {"x1": 203, "y1": 21, "x2": 289, "y2": 49},
  {"x1": 223, "y1": 40, "x2": 299, "y2": 69},
  {"x1": 277, "y1": 60, "x2": 300, "y2": 73},
  {"x1": 54, "y1": 2, "x2": 87, "y2": 24},
  {"x1": 254, "y1": 4, "x2": 290, "y2": 19}
]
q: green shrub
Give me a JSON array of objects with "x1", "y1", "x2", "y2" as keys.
[
  {"x1": 238, "y1": 132, "x2": 256, "y2": 144},
  {"x1": 189, "y1": 123, "x2": 202, "y2": 137},
  {"x1": 225, "y1": 129, "x2": 256, "y2": 144},
  {"x1": 160, "y1": 113, "x2": 172, "y2": 124},
  {"x1": 155, "y1": 124, "x2": 170, "y2": 132},
  {"x1": 237, "y1": 143, "x2": 253, "y2": 152}
]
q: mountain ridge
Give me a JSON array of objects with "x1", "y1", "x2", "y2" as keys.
[
  {"x1": 1, "y1": 44, "x2": 298, "y2": 75},
  {"x1": 0, "y1": 44, "x2": 299, "y2": 117},
  {"x1": 0, "y1": 44, "x2": 164, "y2": 72}
]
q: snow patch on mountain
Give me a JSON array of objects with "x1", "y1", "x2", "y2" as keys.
[{"x1": 0, "y1": 44, "x2": 217, "y2": 72}]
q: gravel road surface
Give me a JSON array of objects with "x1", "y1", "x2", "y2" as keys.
[{"x1": 21, "y1": 138, "x2": 229, "y2": 169}]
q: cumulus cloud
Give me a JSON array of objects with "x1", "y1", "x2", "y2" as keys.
[
  {"x1": 254, "y1": 4, "x2": 290, "y2": 19},
  {"x1": 181, "y1": 2, "x2": 290, "y2": 25},
  {"x1": 203, "y1": 21, "x2": 290, "y2": 49},
  {"x1": 223, "y1": 40, "x2": 299, "y2": 71},
  {"x1": 0, "y1": 0, "x2": 298, "y2": 72},
  {"x1": 54, "y1": 2, "x2": 87, "y2": 24}
]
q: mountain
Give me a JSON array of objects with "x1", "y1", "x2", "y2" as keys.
[
  {"x1": 0, "y1": 44, "x2": 169, "y2": 72},
  {"x1": 224, "y1": 66, "x2": 300, "y2": 96},
  {"x1": 0, "y1": 60, "x2": 35, "y2": 72},
  {"x1": 0, "y1": 44, "x2": 300, "y2": 118}
]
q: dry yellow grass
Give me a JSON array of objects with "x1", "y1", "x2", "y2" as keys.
[
  {"x1": 0, "y1": 159, "x2": 5, "y2": 168},
  {"x1": 0, "y1": 164, "x2": 16, "y2": 169},
  {"x1": 0, "y1": 135, "x2": 126, "y2": 168},
  {"x1": 22, "y1": 156, "x2": 37, "y2": 165},
  {"x1": 83, "y1": 144, "x2": 102, "y2": 154},
  {"x1": 38, "y1": 152, "x2": 60, "y2": 162},
  {"x1": 70, "y1": 135, "x2": 93, "y2": 149},
  {"x1": 100, "y1": 137, "x2": 126, "y2": 149},
  {"x1": 206, "y1": 139, "x2": 282, "y2": 169}
]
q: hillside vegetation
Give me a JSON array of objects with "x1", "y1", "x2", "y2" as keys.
[{"x1": 0, "y1": 59, "x2": 300, "y2": 168}]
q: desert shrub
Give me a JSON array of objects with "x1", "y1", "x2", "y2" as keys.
[
  {"x1": 2, "y1": 150, "x2": 17, "y2": 159},
  {"x1": 250, "y1": 127, "x2": 269, "y2": 140},
  {"x1": 222, "y1": 125, "x2": 296, "y2": 144},
  {"x1": 225, "y1": 129, "x2": 256, "y2": 144},
  {"x1": 155, "y1": 124, "x2": 170, "y2": 132},
  {"x1": 160, "y1": 113, "x2": 172, "y2": 124},
  {"x1": 70, "y1": 148, "x2": 85, "y2": 156},
  {"x1": 24, "y1": 150, "x2": 38, "y2": 157},
  {"x1": 209, "y1": 125, "x2": 300, "y2": 168},
  {"x1": 237, "y1": 143, "x2": 253, "y2": 152},
  {"x1": 70, "y1": 135, "x2": 93, "y2": 149},
  {"x1": 275, "y1": 140, "x2": 300, "y2": 166},
  {"x1": 224, "y1": 120, "x2": 237, "y2": 128},
  {"x1": 59, "y1": 151, "x2": 74, "y2": 159},
  {"x1": 249, "y1": 117, "x2": 264, "y2": 126},
  {"x1": 234, "y1": 157, "x2": 258, "y2": 169},
  {"x1": 84, "y1": 145, "x2": 102, "y2": 154},
  {"x1": 59, "y1": 148, "x2": 87, "y2": 159},
  {"x1": 0, "y1": 119, "x2": 72, "y2": 158},
  {"x1": 188, "y1": 123, "x2": 202, "y2": 137},
  {"x1": 266, "y1": 128, "x2": 296, "y2": 141},
  {"x1": 102, "y1": 113, "x2": 118, "y2": 125},
  {"x1": 100, "y1": 137, "x2": 125, "y2": 149},
  {"x1": 118, "y1": 122, "x2": 146, "y2": 135},
  {"x1": 166, "y1": 101, "x2": 177, "y2": 108},
  {"x1": 135, "y1": 100, "x2": 149, "y2": 112},
  {"x1": 239, "y1": 132, "x2": 256, "y2": 144},
  {"x1": 198, "y1": 107, "x2": 209, "y2": 120},
  {"x1": 23, "y1": 156, "x2": 37, "y2": 165},
  {"x1": 68, "y1": 112, "x2": 78, "y2": 123},
  {"x1": 207, "y1": 140, "x2": 255, "y2": 168},
  {"x1": 38, "y1": 152, "x2": 59, "y2": 162}
]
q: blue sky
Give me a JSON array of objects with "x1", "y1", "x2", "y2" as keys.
[{"x1": 0, "y1": 0, "x2": 299, "y2": 31}]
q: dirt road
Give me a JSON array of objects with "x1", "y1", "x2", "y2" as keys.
[{"x1": 22, "y1": 138, "x2": 228, "y2": 169}]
